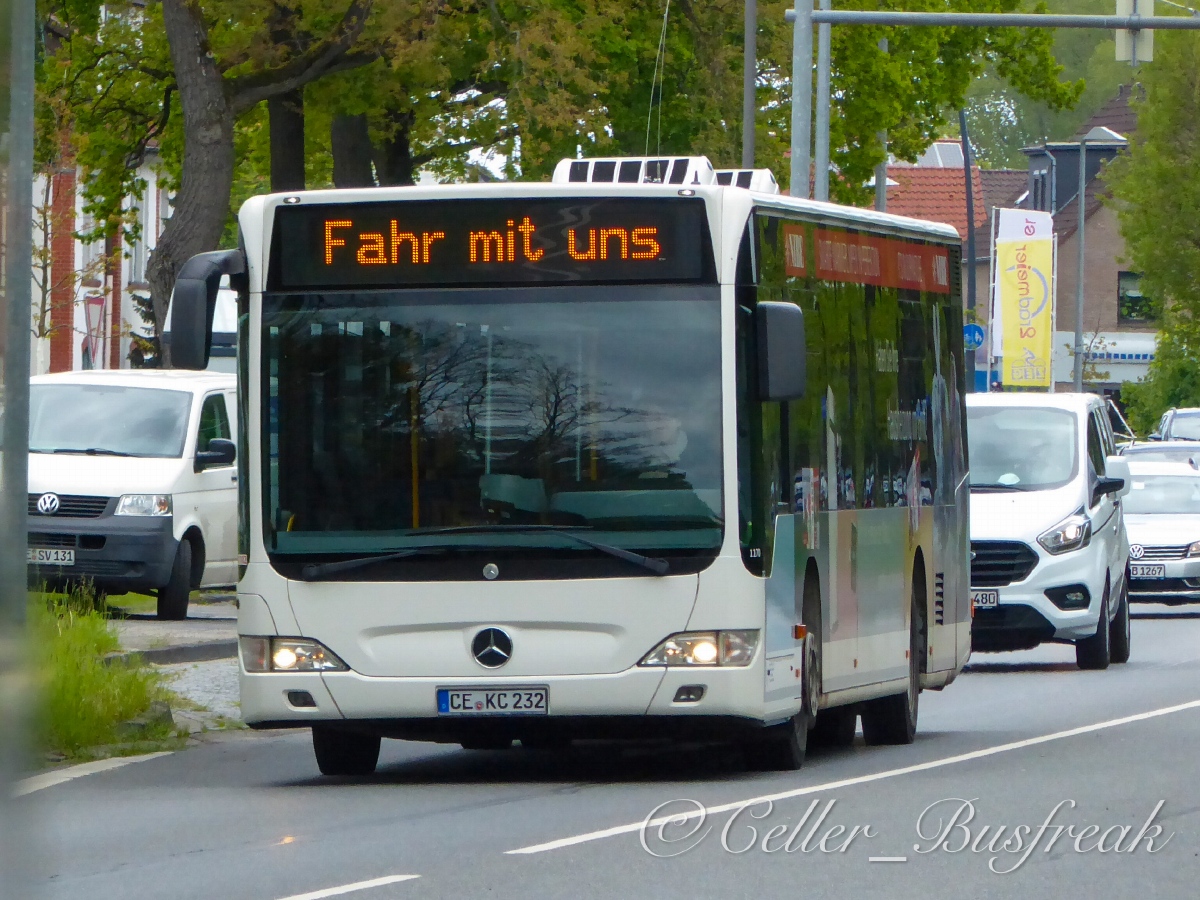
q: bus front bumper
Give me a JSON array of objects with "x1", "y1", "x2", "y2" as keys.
[{"x1": 240, "y1": 662, "x2": 776, "y2": 739}]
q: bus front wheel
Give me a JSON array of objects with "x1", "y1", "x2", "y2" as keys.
[
  {"x1": 861, "y1": 582, "x2": 922, "y2": 746},
  {"x1": 312, "y1": 726, "x2": 381, "y2": 776}
]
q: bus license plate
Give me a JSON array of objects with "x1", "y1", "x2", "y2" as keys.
[
  {"x1": 27, "y1": 548, "x2": 74, "y2": 566},
  {"x1": 1130, "y1": 564, "x2": 1166, "y2": 579},
  {"x1": 971, "y1": 589, "x2": 999, "y2": 609},
  {"x1": 437, "y1": 687, "x2": 548, "y2": 716}
]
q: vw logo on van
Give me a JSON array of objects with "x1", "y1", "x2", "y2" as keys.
[
  {"x1": 1130, "y1": 545, "x2": 1145, "y2": 560},
  {"x1": 36, "y1": 493, "x2": 61, "y2": 515}
]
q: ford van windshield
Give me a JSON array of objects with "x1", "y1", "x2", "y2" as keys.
[
  {"x1": 29, "y1": 384, "x2": 193, "y2": 458},
  {"x1": 968, "y1": 406, "x2": 1079, "y2": 491}
]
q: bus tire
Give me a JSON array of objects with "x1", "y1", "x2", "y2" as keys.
[
  {"x1": 810, "y1": 706, "x2": 857, "y2": 749},
  {"x1": 460, "y1": 737, "x2": 513, "y2": 750},
  {"x1": 861, "y1": 582, "x2": 922, "y2": 746},
  {"x1": 156, "y1": 540, "x2": 192, "y2": 621},
  {"x1": 1076, "y1": 589, "x2": 1111, "y2": 670},
  {"x1": 1109, "y1": 581, "x2": 1131, "y2": 665},
  {"x1": 742, "y1": 712, "x2": 807, "y2": 771},
  {"x1": 312, "y1": 726, "x2": 381, "y2": 776}
]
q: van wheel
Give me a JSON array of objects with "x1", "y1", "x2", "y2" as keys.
[
  {"x1": 1077, "y1": 591, "x2": 1112, "y2": 670},
  {"x1": 156, "y1": 540, "x2": 191, "y2": 620},
  {"x1": 312, "y1": 726, "x2": 381, "y2": 776},
  {"x1": 1110, "y1": 582, "x2": 1131, "y2": 664},
  {"x1": 862, "y1": 583, "x2": 922, "y2": 746}
]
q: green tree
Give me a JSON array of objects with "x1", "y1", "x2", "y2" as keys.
[
  {"x1": 960, "y1": 0, "x2": 1131, "y2": 167},
  {"x1": 1105, "y1": 33, "x2": 1200, "y2": 434}
]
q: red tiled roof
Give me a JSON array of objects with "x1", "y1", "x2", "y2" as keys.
[
  {"x1": 1073, "y1": 84, "x2": 1141, "y2": 140},
  {"x1": 884, "y1": 165, "x2": 988, "y2": 240},
  {"x1": 1052, "y1": 179, "x2": 1108, "y2": 242},
  {"x1": 978, "y1": 169, "x2": 1028, "y2": 213}
]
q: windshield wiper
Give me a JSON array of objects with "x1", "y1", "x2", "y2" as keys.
[
  {"x1": 418, "y1": 524, "x2": 670, "y2": 576},
  {"x1": 39, "y1": 447, "x2": 135, "y2": 457},
  {"x1": 299, "y1": 547, "x2": 447, "y2": 581},
  {"x1": 970, "y1": 483, "x2": 1029, "y2": 492}
]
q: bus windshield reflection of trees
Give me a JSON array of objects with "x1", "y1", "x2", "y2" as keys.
[{"x1": 266, "y1": 289, "x2": 723, "y2": 554}]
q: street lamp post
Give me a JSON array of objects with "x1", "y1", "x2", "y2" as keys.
[{"x1": 1073, "y1": 137, "x2": 1088, "y2": 392}]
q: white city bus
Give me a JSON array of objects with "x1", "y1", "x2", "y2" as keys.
[{"x1": 170, "y1": 156, "x2": 970, "y2": 775}]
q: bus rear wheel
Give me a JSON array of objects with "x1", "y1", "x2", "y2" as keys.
[{"x1": 312, "y1": 726, "x2": 381, "y2": 776}]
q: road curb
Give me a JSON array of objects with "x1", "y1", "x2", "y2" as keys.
[{"x1": 107, "y1": 640, "x2": 238, "y2": 666}]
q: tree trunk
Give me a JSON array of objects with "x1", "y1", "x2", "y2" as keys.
[
  {"x1": 374, "y1": 111, "x2": 417, "y2": 186},
  {"x1": 269, "y1": 89, "x2": 306, "y2": 191},
  {"x1": 331, "y1": 113, "x2": 375, "y2": 187},
  {"x1": 149, "y1": 0, "x2": 237, "y2": 367}
]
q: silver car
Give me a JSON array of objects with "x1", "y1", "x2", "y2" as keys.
[{"x1": 1124, "y1": 460, "x2": 1200, "y2": 603}]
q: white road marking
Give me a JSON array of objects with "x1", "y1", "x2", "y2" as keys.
[
  {"x1": 869, "y1": 857, "x2": 908, "y2": 863},
  {"x1": 13, "y1": 751, "x2": 174, "y2": 797},
  {"x1": 274, "y1": 874, "x2": 420, "y2": 900},
  {"x1": 507, "y1": 697, "x2": 1200, "y2": 855}
]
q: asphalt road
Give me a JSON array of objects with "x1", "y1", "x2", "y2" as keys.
[{"x1": 21, "y1": 604, "x2": 1200, "y2": 900}]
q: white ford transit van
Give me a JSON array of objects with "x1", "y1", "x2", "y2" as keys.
[
  {"x1": 966, "y1": 393, "x2": 1132, "y2": 669},
  {"x1": 27, "y1": 370, "x2": 238, "y2": 619}
]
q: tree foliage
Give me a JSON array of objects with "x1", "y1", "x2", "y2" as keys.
[
  {"x1": 960, "y1": 0, "x2": 1129, "y2": 168},
  {"x1": 1105, "y1": 34, "x2": 1200, "y2": 434},
  {"x1": 39, "y1": 0, "x2": 1084, "y2": 353}
]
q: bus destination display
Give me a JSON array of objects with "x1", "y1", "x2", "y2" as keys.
[{"x1": 270, "y1": 197, "x2": 712, "y2": 289}]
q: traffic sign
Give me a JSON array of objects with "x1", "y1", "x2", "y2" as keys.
[{"x1": 964, "y1": 323, "x2": 985, "y2": 351}]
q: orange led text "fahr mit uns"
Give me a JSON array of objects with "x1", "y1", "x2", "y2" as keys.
[{"x1": 324, "y1": 220, "x2": 446, "y2": 266}]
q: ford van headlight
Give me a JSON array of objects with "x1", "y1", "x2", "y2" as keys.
[
  {"x1": 639, "y1": 630, "x2": 759, "y2": 667},
  {"x1": 1038, "y1": 513, "x2": 1092, "y2": 555},
  {"x1": 115, "y1": 494, "x2": 172, "y2": 516},
  {"x1": 1188, "y1": 541, "x2": 1200, "y2": 557}
]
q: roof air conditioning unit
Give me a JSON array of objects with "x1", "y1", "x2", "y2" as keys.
[
  {"x1": 552, "y1": 156, "x2": 717, "y2": 186},
  {"x1": 714, "y1": 169, "x2": 780, "y2": 193}
]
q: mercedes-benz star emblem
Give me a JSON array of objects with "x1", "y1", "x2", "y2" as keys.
[
  {"x1": 472, "y1": 627, "x2": 513, "y2": 668},
  {"x1": 36, "y1": 493, "x2": 61, "y2": 515},
  {"x1": 1130, "y1": 545, "x2": 1145, "y2": 559}
]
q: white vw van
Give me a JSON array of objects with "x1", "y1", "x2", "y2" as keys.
[
  {"x1": 27, "y1": 370, "x2": 238, "y2": 619},
  {"x1": 966, "y1": 393, "x2": 1132, "y2": 669}
]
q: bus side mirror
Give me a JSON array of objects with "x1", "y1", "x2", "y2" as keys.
[
  {"x1": 755, "y1": 301, "x2": 806, "y2": 401},
  {"x1": 169, "y1": 250, "x2": 246, "y2": 370}
]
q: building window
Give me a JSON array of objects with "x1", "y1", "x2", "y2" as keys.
[
  {"x1": 1118, "y1": 271, "x2": 1156, "y2": 325},
  {"x1": 128, "y1": 190, "x2": 147, "y2": 285}
]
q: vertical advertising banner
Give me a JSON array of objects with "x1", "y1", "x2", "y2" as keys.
[{"x1": 991, "y1": 209, "x2": 1055, "y2": 387}]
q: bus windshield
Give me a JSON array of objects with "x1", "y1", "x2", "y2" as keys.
[{"x1": 264, "y1": 285, "x2": 723, "y2": 564}]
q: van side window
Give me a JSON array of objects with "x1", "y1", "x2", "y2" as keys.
[
  {"x1": 1086, "y1": 412, "x2": 1106, "y2": 481},
  {"x1": 198, "y1": 393, "x2": 232, "y2": 453}
]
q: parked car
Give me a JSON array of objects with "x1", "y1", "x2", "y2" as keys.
[
  {"x1": 27, "y1": 370, "x2": 237, "y2": 619},
  {"x1": 1150, "y1": 408, "x2": 1200, "y2": 441},
  {"x1": 1120, "y1": 440, "x2": 1200, "y2": 465},
  {"x1": 1123, "y1": 460, "x2": 1200, "y2": 604},
  {"x1": 966, "y1": 393, "x2": 1132, "y2": 669}
]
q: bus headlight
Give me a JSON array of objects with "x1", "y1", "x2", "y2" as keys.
[
  {"x1": 241, "y1": 637, "x2": 349, "y2": 672},
  {"x1": 639, "y1": 630, "x2": 759, "y2": 667}
]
